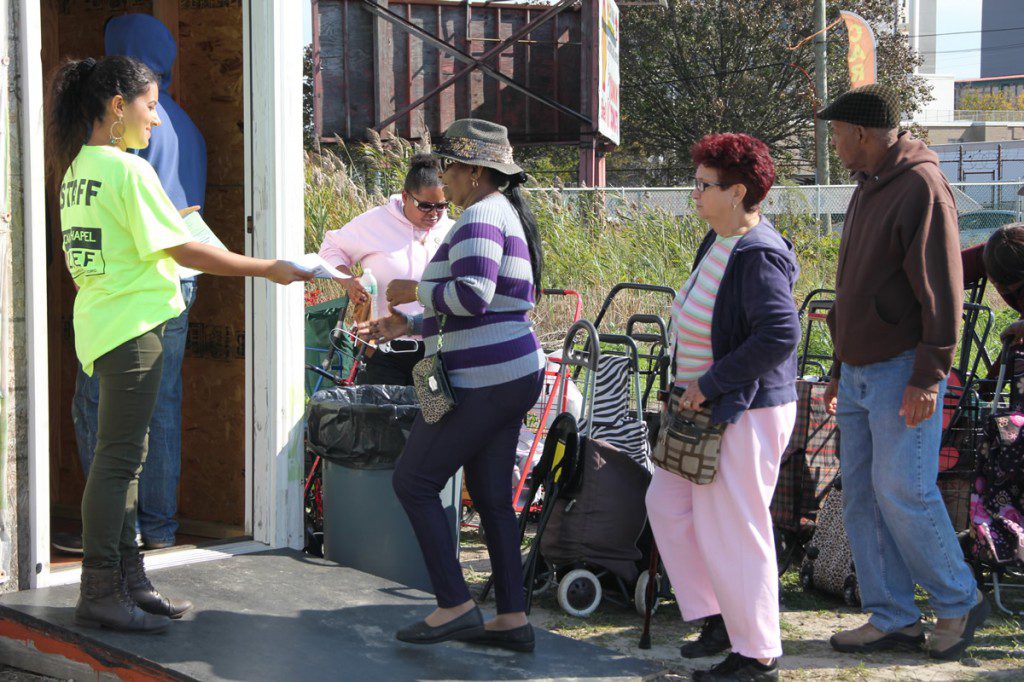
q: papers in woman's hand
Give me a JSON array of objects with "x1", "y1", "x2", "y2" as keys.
[
  {"x1": 289, "y1": 253, "x2": 351, "y2": 280},
  {"x1": 178, "y1": 211, "x2": 228, "y2": 279}
]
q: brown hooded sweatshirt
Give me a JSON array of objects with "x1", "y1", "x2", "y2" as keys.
[{"x1": 827, "y1": 131, "x2": 962, "y2": 391}]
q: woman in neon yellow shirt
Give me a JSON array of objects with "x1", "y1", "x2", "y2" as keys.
[{"x1": 47, "y1": 55, "x2": 312, "y2": 633}]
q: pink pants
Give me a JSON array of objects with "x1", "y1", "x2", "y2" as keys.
[{"x1": 646, "y1": 402, "x2": 796, "y2": 659}]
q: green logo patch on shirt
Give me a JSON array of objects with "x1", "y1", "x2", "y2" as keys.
[{"x1": 63, "y1": 226, "x2": 106, "y2": 276}]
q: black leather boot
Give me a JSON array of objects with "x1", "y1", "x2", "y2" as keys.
[
  {"x1": 75, "y1": 565, "x2": 171, "y2": 633},
  {"x1": 122, "y1": 550, "x2": 193, "y2": 619},
  {"x1": 680, "y1": 614, "x2": 732, "y2": 658}
]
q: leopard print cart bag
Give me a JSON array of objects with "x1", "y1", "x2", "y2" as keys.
[{"x1": 651, "y1": 389, "x2": 726, "y2": 485}]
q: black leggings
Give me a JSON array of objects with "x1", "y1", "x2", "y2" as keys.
[{"x1": 392, "y1": 370, "x2": 544, "y2": 613}]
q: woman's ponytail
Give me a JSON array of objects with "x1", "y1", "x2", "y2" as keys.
[
  {"x1": 47, "y1": 58, "x2": 97, "y2": 184},
  {"x1": 492, "y1": 170, "x2": 543, "y2": 292}
]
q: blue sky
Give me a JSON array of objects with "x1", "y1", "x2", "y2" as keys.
[
  {"x1": 304, "y1": 0, "x2": 312, "y2": 44},
  {"x1": 935, "y1": 0, "x2": 981, "y2": 79},
  {"x1": 301, "y1": 0, "x2": 982, "y2": 78}
]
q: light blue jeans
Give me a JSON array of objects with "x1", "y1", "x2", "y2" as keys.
[
  {"x1": 72, "y1": 278, "x2": 196, "y2": 545},
  {"x1": 837, "y1": 350, "x2": 977, "y2": 632}
]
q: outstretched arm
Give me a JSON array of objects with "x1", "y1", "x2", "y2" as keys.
[{"x1": 164, "y1": 242, "x2": 313, "y2": 284}]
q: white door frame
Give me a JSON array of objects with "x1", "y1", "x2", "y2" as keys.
[
  {"x1": 19, "y1": 0, "x2": 307, "y2": 588},
  {"x1": 19, "y1": 0, "x2": 51, "y2": 590},
  {"x1": 245, "y1": 0, "x2": 307, "y2": 550}
]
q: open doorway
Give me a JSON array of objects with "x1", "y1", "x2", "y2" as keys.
[{"x1": 40, "y1": 0, "x2": 249, "y2": 572}]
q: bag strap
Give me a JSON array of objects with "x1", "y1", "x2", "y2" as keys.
[{"x1": 436, "y1": 314, "x2": 447, "y2": 352}]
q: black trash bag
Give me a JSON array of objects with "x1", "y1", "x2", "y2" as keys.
[{"x1": 306, "y1": 385, "x2": 420, "y2": 470}]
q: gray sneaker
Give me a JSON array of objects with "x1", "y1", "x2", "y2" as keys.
[
  {"x1": 830, "y1": 620, "x2": 925, "y2": 653},
  {"x1": 928, "y1": 590, "x2": 990, "y2": 660}
]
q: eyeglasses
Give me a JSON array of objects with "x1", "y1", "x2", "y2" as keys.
[
  {"x1": 407, "y1": 193, "x2": 449, "y2": 213},
  {"x1": 692, "y1": 178, "x2": 727, "y2": 192},
  {"x1": 440, "y1": 156, "x2": 460, "y2": 172}
]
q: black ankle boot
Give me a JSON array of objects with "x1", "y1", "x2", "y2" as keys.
[
  {"x1": 121, "y1": 550, "x2": 193, "y2": 619},
  {"x1": 75, "y1": 565, "x2": 171, "y2": 633},
  {"x1": 680, "y1": 614, "x2": 732, "y2": 658}
]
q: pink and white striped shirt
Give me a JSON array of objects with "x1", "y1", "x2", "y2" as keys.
[{"x1": 671, "y1": 234, "x2": 741, "y2": 387}]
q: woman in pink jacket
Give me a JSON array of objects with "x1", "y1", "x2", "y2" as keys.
[{"x1": 319, "y1": 154, "x2": 454, "y2": 384}]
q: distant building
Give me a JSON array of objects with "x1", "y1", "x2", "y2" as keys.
[
  {"x1": 895, "y1": 0, "x2": 937, "y2": 74},
  {"x1": 955, "y1": 74, "x2": 1024, "y2": 109},
  {"x1": 981, "y1": 0, "x2": 1024, "y2": 78}
]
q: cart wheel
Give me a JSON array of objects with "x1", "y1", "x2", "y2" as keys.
[
  {"x1": 774, "y1": 528, "x2": 800, "y2": 576},
  {"x1": 799, "y1": 562, "x2": 814, "y2": 590},
  {"x1": 633, "y1": 572, "x2": 661, "y2": 617},
  {"x1": 557, "y1": 569, "x2": 602, "y2": 618},
  {"x1": 842, "y1": 575, "x2": 860, "y2": 607}
]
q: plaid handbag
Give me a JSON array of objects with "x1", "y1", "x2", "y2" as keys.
[
  {"x1": 651, "y1": 389, "x2": 726, "y2": 484},
  {"x1": 771, "y1": 379, "x2": 841, "y2": 532}
]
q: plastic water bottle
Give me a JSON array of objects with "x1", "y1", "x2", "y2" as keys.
[{"x1": 360, "y1": 268, "x2": 379, "y2": 320}]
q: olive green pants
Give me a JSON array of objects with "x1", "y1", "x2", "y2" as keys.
[{"x1": 81, "y1": 324, "x2": 165, "y2": 568}]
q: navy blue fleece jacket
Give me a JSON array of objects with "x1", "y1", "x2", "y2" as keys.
[{"x1": 693, "y1": 218, "x2": 801, "y2": 425}]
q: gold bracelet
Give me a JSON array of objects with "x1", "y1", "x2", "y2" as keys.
[{"x1": 414, "y1": 283, "x2": 420, "y2": 301}]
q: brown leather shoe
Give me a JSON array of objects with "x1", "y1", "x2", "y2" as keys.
[
  {"x1": 830, "y1": 620, "x2": 924, "y2": 653},
  {"x1": 928, "y1": 590, "x2": 990, "y2": 660}
]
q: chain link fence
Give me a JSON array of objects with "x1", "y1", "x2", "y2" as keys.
[{"x1": 530, "y1": 181, "x2": 1024, "y2": 239}]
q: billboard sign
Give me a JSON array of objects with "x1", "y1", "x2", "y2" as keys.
[{"x1": 597, "y1": 0, "x2": 620, "y2": 145}]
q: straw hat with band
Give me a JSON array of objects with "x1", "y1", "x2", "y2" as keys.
[{"x1": 433, "y1": 119, "x2": 524, "y2": 177}]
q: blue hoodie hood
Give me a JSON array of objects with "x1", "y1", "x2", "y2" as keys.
[
  {"x1": 105, "y1": 14, "x2": 177, "y2": 91},
  {"x1": 105, "y1": 13, "x2": 207, "y2": 213}
]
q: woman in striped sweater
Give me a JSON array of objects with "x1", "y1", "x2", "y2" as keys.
[
  {"x1": 358, "y1": 120, "x2": 545, "y2": 652},
  {"x1": 645, "y1": 134, "x2": 801, "y2": 681}
]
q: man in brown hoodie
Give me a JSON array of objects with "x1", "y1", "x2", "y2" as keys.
[{"x1": 819, "y1": 85, "x2": 988, "y2": 660}]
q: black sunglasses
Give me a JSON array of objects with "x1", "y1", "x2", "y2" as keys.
[
  {"x1": 407, "y1": 193, "x2": 449, "y2": 213},
  {"x1": 692, "y1": 178, "x2": 727, "y2": 192}
]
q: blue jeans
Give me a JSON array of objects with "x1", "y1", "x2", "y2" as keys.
[
  {"x1": 837, "y1": 351, "x2": 977, "y2": 632},
  {"x1": 72, "y1": 278, "x2": 196, "y2": 545}
]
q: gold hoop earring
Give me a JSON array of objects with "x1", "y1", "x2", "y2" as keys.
[
  {"x1": 471, "y1": 177, "x2": 479, "y2": 189},
  {"x1": 109, "y1": 117, "x2": 125, "y2": 145}
]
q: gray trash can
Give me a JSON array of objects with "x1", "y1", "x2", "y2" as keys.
[
  {"x1": 322, "y1": 462, "x2": 461, "y2": 593},
  {"x1": 307, "y1": 384, "x2": 461, "y2": 593}
]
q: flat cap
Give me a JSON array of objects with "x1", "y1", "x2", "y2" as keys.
[{"x1": 817, "y1": 84, "x2": 901, "y2": 129}]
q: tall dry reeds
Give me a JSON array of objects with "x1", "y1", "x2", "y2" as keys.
[{"x1": 302, "y1": 140, "x2": 923, "y2": 361}]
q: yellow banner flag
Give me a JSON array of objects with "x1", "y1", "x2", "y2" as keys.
[{"x1": 840, "y1": 11, "x2": 877, "y2": 88}]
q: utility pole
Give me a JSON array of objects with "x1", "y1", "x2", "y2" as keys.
[
  {"x1": 814, "y1": 0, "x2": 830, "y2": 186},
  {"x1": 814, "y1": 0, "x2": 831, "y2": 232}
]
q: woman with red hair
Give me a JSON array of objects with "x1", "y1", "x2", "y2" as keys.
[{"x1": 645, "y1": 133, "x2": 801, "y2": 681}]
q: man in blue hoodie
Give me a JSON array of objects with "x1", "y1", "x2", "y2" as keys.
[{"x1": 59, "y1": 13, "x2": 208, "y2": 554}]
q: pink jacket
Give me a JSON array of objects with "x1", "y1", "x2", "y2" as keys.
[{"x1": 318, "y1": 195, "x2": 453, "y2": 334}]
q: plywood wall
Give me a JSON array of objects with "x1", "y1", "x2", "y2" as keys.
[{"x1": 44, "y1": 0, "x2": 246, "y2": 534}]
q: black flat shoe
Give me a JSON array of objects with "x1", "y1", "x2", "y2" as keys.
[
  {"x1": 464, "y1": 623, "x2": 535, "y2": 653},
  {"x1": 692, "y1": 652, "x2": 778, "y2": 681},
  {"x1": 395, "y1": 607, "x2": 484, "y2": 645}
]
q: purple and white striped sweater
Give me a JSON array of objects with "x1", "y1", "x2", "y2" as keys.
[{"x1": 412, "y1": 193, "x2": 545, "y2": 389}]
